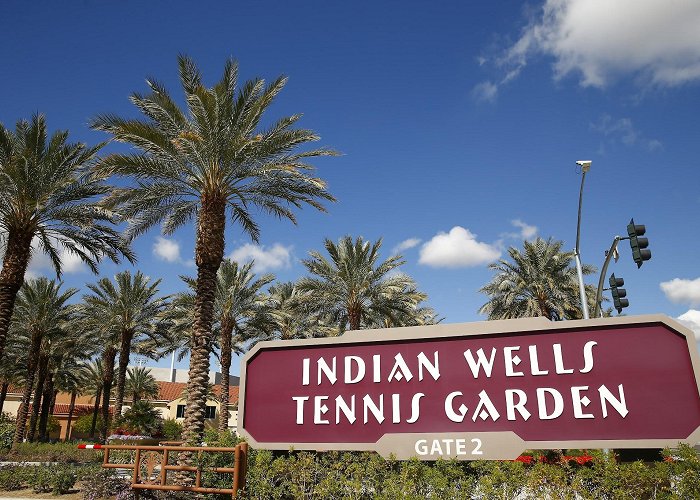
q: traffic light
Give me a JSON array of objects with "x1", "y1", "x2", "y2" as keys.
[
  {"x1": 609, "y1": 273, "x2": 629, "y2": 314},
  {"x1": 627, "y1": 219, "x2": 651, "y2": 268}
]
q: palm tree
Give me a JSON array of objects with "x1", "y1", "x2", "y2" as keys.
[
  {"x1": 177, "y1": 260, "x2": 274, "y2": 431},
  {"x1": 77, "y1": 271, "x2": 170, "y2": 441},
  {"x1": 9, "y1": 278, "x2": 77, "y2": 445},
  {"x1": 125, "y1": 367, "x2": 160, "y2": 405},
  {"x1": 35, "y1": 310, "x2": 93, "y2": 443},
  {"x1": 297, "y1": 236, "x2": 428, "y2": 331},
  {"x1": 82, "y1": 360, "x2": 106, "y2": 439},
  {"x1": 0, "y1": 340, "x2": 24, "y2": 414},
  {"x1": 54, "y1": 359, "x2": 91, "y2": 441},
  {"x1": 0, "y1": 115, "x2": 135, "y2": 365},
  {"x1": 209, "y1": 260, "x2": 272, "y2": 431},
  {"x1": 267, "y1": 281, "x2": 337, "y2": 340},
  {"x1": 90, "y1": 55, "x2": 335, "y2": 443},
  {"x1": 479, "y1": 237, "x2": 596, "y2": 320}
]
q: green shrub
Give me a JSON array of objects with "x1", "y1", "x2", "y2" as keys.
[
  {"x1": 0, "y1": 441, "x2": 101, "y2": 463},
  {"x1": 471, "y1": 459, "x2": 527, "y2": 499},
  {"x1": 29, "y1": 467, "x2": 53, "y2": 493},
  {"x1": 162, "y1": 419, "x2": 183, "y2": 440},
  {"x1": 72, "y1": 413, "x2": 105, "y2": 437},
  {"x1": 113, "y1": 401, "x2": 163, "y2": 437},
  {"x1": 23, "y1": 464, "x2": 78, "y2": 495},
  {"x1": 51, "y1": 466, "x2": 78, "y2": 495},
  {"x1": 664, "y1": 443, "x2": 700, "y2": 498},
  {"x1": 0, "y1": 412, "x2": 14, "y2": 449},
  {"x1": 0, "y1": 466, "x2": 28, "y2": 491},
  {"x1": 79, "y1": 467, "x2": 133, "y2": 499},
  {"x1": 47, "y1": 414, "x2": 61, "y2": 435}
]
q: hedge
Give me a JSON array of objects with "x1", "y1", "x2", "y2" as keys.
[{"x1": 1, "y1": 434, "x2": 699, "y2": 499}]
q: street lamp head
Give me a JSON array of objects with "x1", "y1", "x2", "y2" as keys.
[{"x1": 576, "y1": 160, "x2": 592, "y2": 172}]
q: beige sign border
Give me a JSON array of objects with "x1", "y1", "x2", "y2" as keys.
[{"x1": 238, "y1": 314, "x2": 700, "y2": 459}]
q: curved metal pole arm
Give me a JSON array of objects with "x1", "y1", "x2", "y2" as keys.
[{"x1": 593, "y1": 236, "x2": 621, "y2": 317}]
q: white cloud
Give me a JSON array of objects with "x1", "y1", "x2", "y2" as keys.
[
  {"x1": 660, "y1": 277, "x2": 700, "y2": 306},
  {"x1": 153, "y1": 237, "x2": 181, "y2": 263},
  {"x1": 471, "y1": 81, "x2": 499, "y2": 102},
  {"x1": 677, "y1": 310, "x2": 700, "y2": 340},
  {"x1": 511, "y1": 219, "x2": 538, "y2": 240},
  {"x1": 475, "y1": 0, "x2": 700, "y2": 98},
  {"x1": 392, "y1": 238, "x2": 422, "y2": 255},
  {"x1": 26, "y1": 237, "x2": 88, "y2": 278},
  {"x1": 229, "y1": 243, "x2": 292, "y2": 273},
  {"x1": 418, "y1": 226, "x2": 501, "y2": 268},
  {"x1": 591, "y1": 114, "x2": 662, "y2": 151}
]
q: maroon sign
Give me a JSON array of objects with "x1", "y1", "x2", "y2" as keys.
[{"x1": 238, "y1": 315, "x2": 700, "y2": 459}]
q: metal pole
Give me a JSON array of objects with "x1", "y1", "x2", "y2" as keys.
[
  {"x1": 575, "y1": 169, "x2": 590, "y2": 320},
  {"x1": 170, "y1": 352, "x2": 176, "y2": 383},
  {"x1": 593, "y1": 236, "x2": 621, "y2": 317}
]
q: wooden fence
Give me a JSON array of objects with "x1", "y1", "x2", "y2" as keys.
[{"x1": 78, "y1": 442, "x2": 248, "y2": 498}]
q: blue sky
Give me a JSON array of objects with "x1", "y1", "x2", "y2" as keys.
[{"x1": 3, "y1": 1, "x2": 700, "y2": 374}]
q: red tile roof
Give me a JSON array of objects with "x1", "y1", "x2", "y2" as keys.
[
  {"x1": 6, "y1": 381, "x2": 239, "y2": 406},
  {"x1": 156, "y1": 381, "x2": 238, "y2": 405},
  {"x1": 52, "y1": 404, "x2": 109, "y2": 415}
]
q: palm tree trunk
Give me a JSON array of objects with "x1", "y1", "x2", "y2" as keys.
[
  {"x1": 50, "y1": 389, "x2": 58, "y2": 416},
  {"x1": 218, "y1": 320, "x2": 233, "y2": 433},
  {"x1": 113, "y1": 330, "x2": 133, "y2": 418},
  {"x1": 12, "y1": 330, "x2": 42, "y2": 445},
  {"x1": 65, "y1": 391, "x2": 77, "y2": 441},
  {"x1": 348, "y1": 304, "x2": 362, "y2": 331},
  {"x1": 100, "y1": 346, "x2": 117, "y2": 443},
  {"x1": 177, "y1": 195, "x2": 225, "y2": 484},
  {"x1": 182, "y1": 195, "x2": 226, "y2": 445},
  {"x1": 89, "y1": 386, "x2": 102, "y2": 439},
  {"x1": 28, "y1": 354, "x2": 49, "y2": 442},
  {"x1": 0, "y1": 382, "x2": 8, "y2": 413},
  {"x1": 38, "y1": 373, "x2": 54, "y2": 442},
  {"x1": 0, "y1": 230, "x2": 32, "y2": 365}
]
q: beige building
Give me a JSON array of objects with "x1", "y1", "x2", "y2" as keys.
[{"x1": 1, "y1": 368, "x2": 240, "y2": 440}]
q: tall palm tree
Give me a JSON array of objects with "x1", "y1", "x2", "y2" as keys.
[
  {"x1": 91, "y1": 56, "x2": 335, "y2": 443},
  {"x1": 9, "y1": 278, "x2": 77, "y2": 445},
  {"x1": 77, "y1": 271, "x2": 170, "y2": 441},
  {"x1": 297, "y1": 236, "x2": 428, "y2": 331},
  {"x1": 479, "y1": 237, "x2": 596, "y2": 321},
  {"x1": 125, "y1": 366, "x2": 160, "y2": 405},
  {"x1": 0, "y1": 115, "x2": 135, "y2": 365}
]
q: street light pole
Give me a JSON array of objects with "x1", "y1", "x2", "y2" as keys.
[{"x1": 574, "y1": 161, "x2": 591, "y2": 320}]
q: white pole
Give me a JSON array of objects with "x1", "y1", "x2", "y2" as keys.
[
  {"x1": 575, "y1": 163, "x2": 591, "y2": 320},
  {"x1": 170, "y1": 351, "x2": 176, "y2": 382}
]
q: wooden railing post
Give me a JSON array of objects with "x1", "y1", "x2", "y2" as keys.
[
  {"x1": 133, "y1": 447, "x2": 142, "y2": 484},
  {"x1": 160, "y1": 449, "x2": 169, "y2": 486},
  {"x1": 232, "y1": 444, "x2": 242, "y2": 498},
  {"x1": 239, "y1": 442, "x2": 248, "y2": 492}
]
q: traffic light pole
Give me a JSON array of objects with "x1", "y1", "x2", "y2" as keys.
[
  {"x1": 575, "y1": 169, "x2": 590, "y2": 320},
  {"x1": 593, "y1": 236, "x2": 627, "y2": 317}
]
